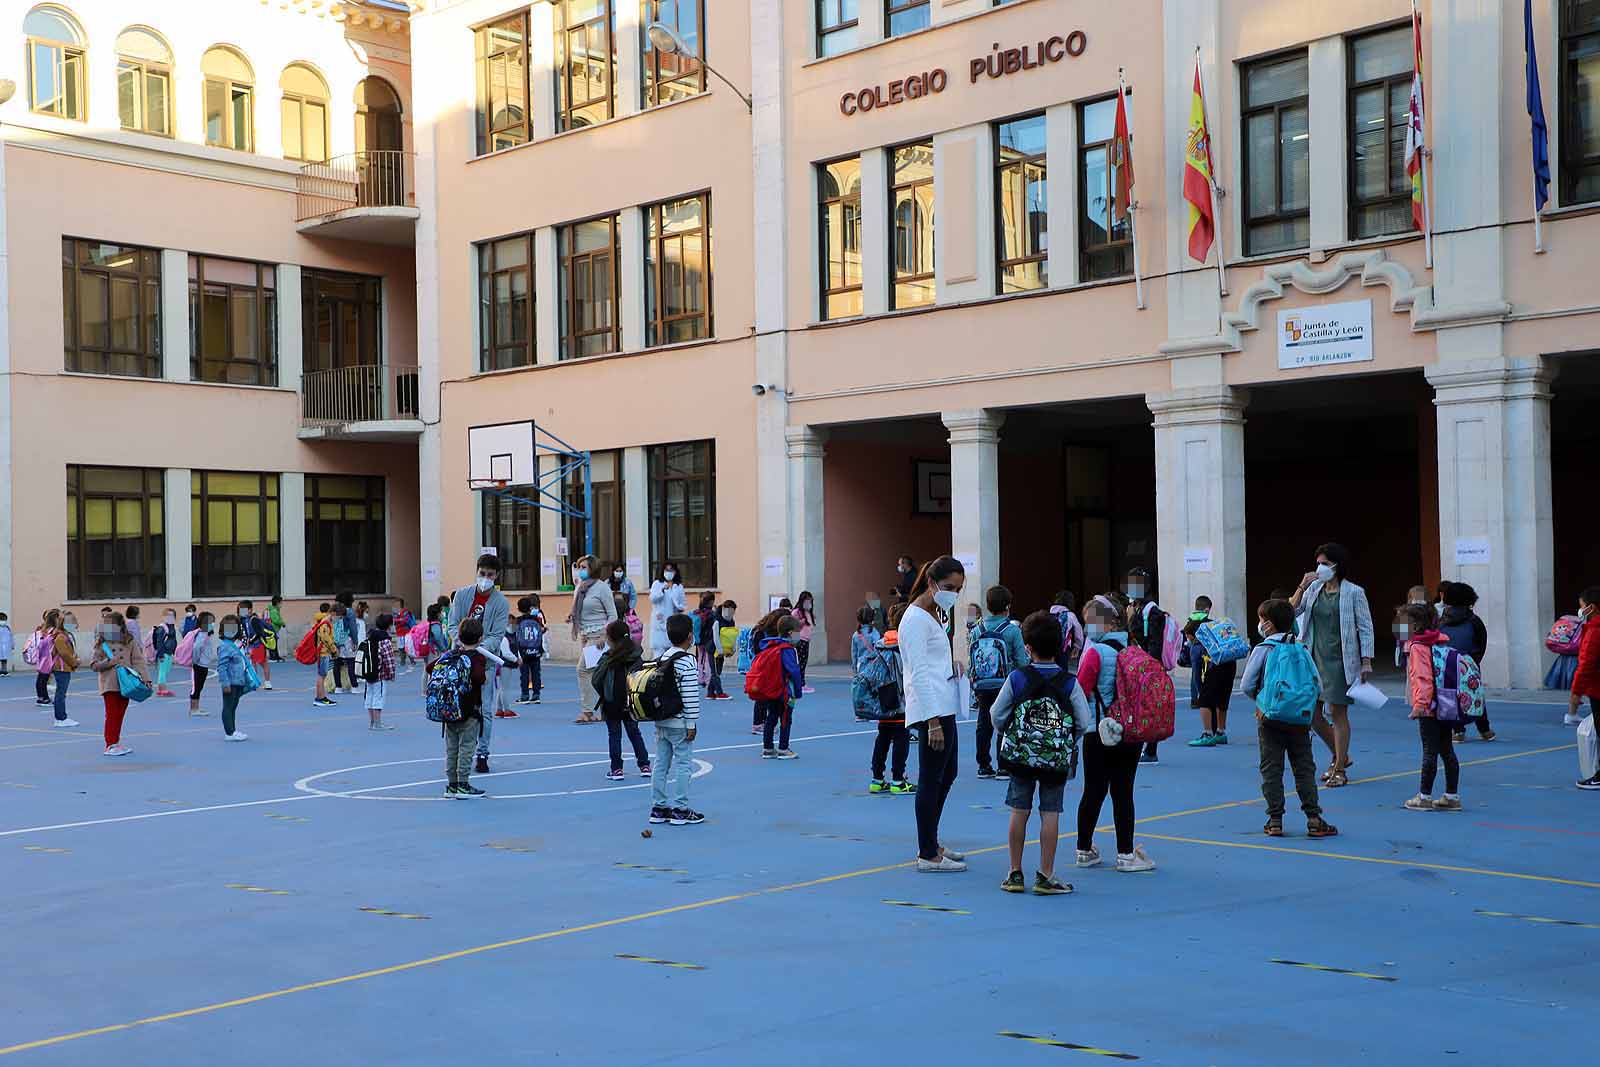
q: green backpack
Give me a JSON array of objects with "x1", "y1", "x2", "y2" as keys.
[{"x1": 998, "y1": 667, "x2": 1080, "y2": 779}]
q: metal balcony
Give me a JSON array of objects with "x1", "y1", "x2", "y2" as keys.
[
  {"x1": 299, "y1": 362, "x2": 423, "y2": 441},
  {"x1": 294, "y1": 151, "x2": 419, "y2": 245}
]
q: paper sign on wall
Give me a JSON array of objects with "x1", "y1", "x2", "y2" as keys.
[
  {"x1": 1183, "y1": 546, "x2": 1214, "y2": 573},
  {"x1": 540, "y1": 558, "x2": 558, "y2": 576},
  {"x1": 423, "y1": 566, "x2": 439, "y2": 582},
  {"x1": 763, "y1": 557, "x2": 785, "y2": 577},
  {"x1": 956, "y1": 553, "x2": 978, "y2": 570},
  {"x1": 1277, "y1": 299, "x2": 1374, "y2": 369},
  {"x1": 1454, "y1": 537, "x2": 1491, "y2": 566},
  {"x1": 768, "y1": 595, "x2": 785, "y2": 612},
  {"x1": 478, "y1": 546, "x2": 498, "y2": 557},
  {"x1": 555, "y1": 537, "x2": 569, "y2": 558},
  {"x1": 627, "y1": 556, "x2": 644, "y2": 576}
]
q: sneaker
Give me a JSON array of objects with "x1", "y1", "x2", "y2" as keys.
[
  {"x1": 1187, "y1": 733, "x2": 1215, "y2": 747},
  {"x1": 761, "y1": 749, "x2": 778, "y2": 759},
  {"x1": 669, "y1": 808, "x2": 705, "y2": 825},
  {"x1": 890, "y1": 780, "x2": 917, "y2": 795},
  {"x1": 1214, "y1": 732, "x2": 1229, "y2": 745},
  {"x1": 1306, "y1": 817, "x2": 1339, "y2": 838},
  {"x1": 1452, "y1": 730, "x2": 1466, "y2": 743},
  {"x1": 917, "y1": 855, "x2": 967, "y2": 873},
  {"x1": 458, "y1": 784, "x2": 486, "y2": 797},
  {"x1": 1000, "y1": 870, "x2": 1027, "y2": 893},
  {"x1": 443, "y1": 784, "x2": 464, "y2": 799},
  {"x1": 1032, "y1": 872, "x2": 1074, "y2": 895},
  {"x1": 104, "y1": 745, "x2": 131, "y2": 757},
  {"x1": 224, "y1": 731, "x2": 249, "y2": 742},
  {"x1": 976, "y1": 767, "x2": 997, "y2": 780},
  {"x1": 1564, "y1": 713, "x2": 1583, "y2": 727},
  {"x1": 1404, "y1": 793, "x2": 1435, "y2": 811},
  {"x1": 994, "y1": 768, "x2": 1010, "y2": 780},
  {"x1": 751, "y1": 725, "x2": 762, "y2": 735},
  {"x1": 514, "y1": 698, "x2": 533, "y2": 705},
  {"x1": 190, "y1": 709, "x2": 208, "y2": 717},
  {"x1": 1578, "y1": 774, "x2": 1600, "y2": 791},
  {"x1": 528, "y1": 697, "x2": 541, "y2": 704},
  {"x1": 34, "y1": 699, "x2": 51, "y2": 707},
  {"x1": 1264, "y1": 817, "x2": 1284, "y2": 836},
  {"x1": 376, "y1": 722, "x2": 397, "y2": 731},
  {"x1": 775, "y1": 750, "x2": 798, "y2": 760},
  {"x1": 1432, "y1": 795, "x2": 1462, "y2": 812},
  {"x1": 869, "y1": 779, "x2": 889, "y2": 795},
  {"x1": 53, "y1": 718, "x2": 79, "y2": 729},
  {"x1": 156, "y1": 687, "x2": 176, "y2": 698},
  {"x1": 605, "y1": 769, "x2": 625, "y2": 781},
  {"x1": 1075, "y1": 847, "x2": 1102, "y2": 868},
  {"x1": 638, "y1": 764, "x2": 653, "y2": 778},
  {"x1": 1478, "y1": 730, "x2": 1496, "y2": 742},
  {"x1": 1115, "y1": 847, "x2": 1156, "y2": 873},
  {"x1": 314, "y1": 698, "x2": 337, "y2": 707},
  {"x1": 648, "y1": 806, "x2": 671, "y2": 824},
  {"x1": 802, "y1": 686, "x2": 816, "y2": 694},
  {"x1": 475, "y1": 756, "x2": 489, "y2": 775},
  {"x1": 1139, "y1": 753, "x2": 1160, "y2": 765}
]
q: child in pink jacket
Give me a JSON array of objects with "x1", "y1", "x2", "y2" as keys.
[{"x1": 1402, "y1": 604, "x2": 1460, "y2": 812}]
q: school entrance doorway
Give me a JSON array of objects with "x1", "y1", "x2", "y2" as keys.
[{"x1": 1551, "y1": 352, "x2": 1600, "y2": 611}]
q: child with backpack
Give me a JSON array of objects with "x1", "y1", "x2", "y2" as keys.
[
  {"x1": 1402, "y1": 603, "x2": 1465, "y2": 811},
  {"x1": 791, "y1": 592, "x2": 818, "y2": 693},
  {"x1": 592, "y1": 619, "x2": 652, "y2": 781},
  {"x1": 649, "y1": 613, "x2": 705, "y2": 825},
  {"x1": 189, "y1": 612, "x2": 217, "y2": 716},
  {"x1": 1181, "y1": 595, "x2": 1241, "y2": 748},
  {"x1": 35, "y1": 610, "x2": 80, "y2": 727},
  {"x1": 1074, "y1": 593, "x2": 1159, "y2": 873},
  {"x1": 433, "y1": 618, "x2": 489, "y2": 798},
  {"x1": 90, "y1": 611, "x2": 150, "y2": 757},
  {"x1": 991, "y1": 610, "x2": 1090, "y2": 895},
  {"x1": 1548, "y1": 602, "x2": 1586, "y2": 721},
  {"x1": 1049, "y1": 591, "x2": 1085, "y2": 671},
  {"x1": 513, "y1": 596, "x2": 547, "y2": 705},
  {"x1": 392, "y1": 597, "x2": 414, "y2": 667},
  {"x1": 0, "y1": 611, "x2": 12, "y2": 675},
  {"x1": 149, "y1": 609, "x2": 179, "y2": 697},
  {"x1": 1571, "y1": 589, "x2": 1600, "y2": 787},
  {"x1": 1123, "y1": 571, "x2": 1178, "y2": 766},
  {"x1": 422, "y1": 603, "x2": 448, "y2": 693},
  {"x1": 215, "y1": 614, "x2": 255, "y2": 742},
  {"x1": 855, "y1": 603, "x2": 913, "y2": 795},
  {"x1": 236, "y1": 600, "x2": 275, "y2": 691},
  {"x1": 693, "y1": 591, "x2": 720, "y2": 695},
  {"x1": 711, "y1": 600, "x2": 737, "y2": 700},
  {"x1": 749, "y1": 615, "x2": 804, "y2": 759},
  {"x1": 361, "y1": 612, "x2": 398, "y2": 731},
  {"x1": 850, "y1": 605, "x2": 882, "y2": 670},
  {"x1": 1437, "y1": 582, "x2": 1495, "y2": 743},
  {"x1": 1240, "y1": 599, "x2": 1338, "y2": 837},
  {"x1": 971, "y1": 585, "x2": 1028, "y2": 781}
]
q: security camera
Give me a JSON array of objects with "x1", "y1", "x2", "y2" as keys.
[{"x1": 752, "y1": 384, "x2": 766, "y2": 396}]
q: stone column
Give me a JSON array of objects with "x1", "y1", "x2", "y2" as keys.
[
  {"x1": 276, "y1": 264, "x2": 303, "y2": 391},
  {"x1": 1425, "y1": 357, "x2": 1555, "y2": 689},
  {"x1": 615, "y1": 0, "x2": 643, "y2": 119},
  {"x1": 164, "y1": 469, "x2": 193, "y2": 603},
  {"x1": 942, "y1": 409, "x2": 1003, "y2": 648},
  {"x1": 786, "y1": 426, "x2": 828, "y2": 662},
  {"x1": 619, "y1": 207, "x2": 646, "y2": 353},
  {"x1": 623, "y1": 446, "x2": 649, "y2": 587},
  {"x1": 160, "y1": 250, "x2": 191, "y2": 383},
  {"x1": 1147, "y1": 387, "x2": 1248, "y2": 627},
  {"x1": 279, "y1": 472, "x2": 307, "y2": 598}
]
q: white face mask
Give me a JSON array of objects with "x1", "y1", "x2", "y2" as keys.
[
  {"x1": 613, "y1": 570, "x2": 624, "y2": 579},
  {"x1": 663, "y1": 571, "x2": 676, "y2": 582},
  {"x1": 475, "y1": 576, "x2": 494, "y2": 593},
  {"x1": 932, "y1": 588, "x2": 959, "y2": 611},
  {"x1": 1315, "y1": 563, "x2": 1335, "y2": 582},
  {"x1": 1257, "y1": 622, "x2": 1271, "y2": 639}
]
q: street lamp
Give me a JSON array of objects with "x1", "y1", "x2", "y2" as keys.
[{"x1": 645, "y1": 22, "x2": 752, "y2": 114}]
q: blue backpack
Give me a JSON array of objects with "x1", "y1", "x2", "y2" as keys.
[
  {"x1": 1196, "y1": 617, "x2": 1251, "y2": 664},
  {"x1": 425, "y1": 650, "x2": 471, "y2": 723},
  {"x1": 515, "y1": 616, "x2": 544, "y2": 656},
  {"x1": 851, "y1": 646, "x2": 903, "y2": 720},
  {"x1": 736, "y1": 627, "x2": 756, "y2": 673},
  {"x1": 1256, "y1": 638, "x2": 1320, "y2": 724},
  {"x1": 970, "y1": 620, "x2": 1012, "y2": 693}
]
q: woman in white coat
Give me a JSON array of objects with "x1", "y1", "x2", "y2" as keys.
[
  {"x1": 648, "y1": 561, "x2": 687, "y2": 657},
  {"x1": 1291, "y1": 542, "x2": 1375, "y2": 788}
]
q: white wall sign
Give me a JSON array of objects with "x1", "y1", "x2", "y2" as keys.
[
  {"x1": 763, "y1": 556, "x2": 785, "y2": 577},
  {"x1": 478, "y1": 546, "x2": 498, "y2": 557},
  {"x1": 768, "y1": 595, "x2": 786, "y2": 612},
  {"x1": 423, "y1": 566, "x2": 439, "y2": 582},
  {"x1": 1454, "y1": 537, "x2": 1491, "y2": 566},
  {"x1": 956, "y1": 553, "x2": 978, "y2": 570},
  {"x1": 1183, "y1": 546, "x2": 1214, "y2": 573},
  {"x1": 540, "y1": 558, "x2": 558, "y2": 576},
  {"x1": 626, "y1": 556, "x2": 644, "y2": 576},
  {"x1": 1277, "y1": 299, "x2": 1374, "y2": 369},
  {"x1": 554, "y1": 537, "x2": 569, "y2": 557}
]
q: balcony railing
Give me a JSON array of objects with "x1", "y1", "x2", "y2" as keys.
[
  {"x1": 301, "y1": 362, "x2": 421, "y2": 426},
  {"x1": 295, "y1": 151, "x2": 415, "y2": 222}
]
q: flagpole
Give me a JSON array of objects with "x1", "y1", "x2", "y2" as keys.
[
  {"x1": 1119, "y1": 68, "x2": 1146, "y2": 310},
  {"x1": 1422, "y1": 148, "x2": 1435, "y2": 268},
  {"x1": 1415, "y1": 1, "x2": 1434, "y2": 270},
  {"x1": 1533, "y1": 192, "x2": 1545, "y2": 254},
  {"x1": 1197, "y1": 47, "x2": 1228, "y2": 298}
]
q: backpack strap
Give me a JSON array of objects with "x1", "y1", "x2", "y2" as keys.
[
  {"x1": 1014, "y1": 666, "x2": 1072, "y2": 705},
  {"x1": 1101, "y1": 637, "x2": 1125, "y2": 652}
]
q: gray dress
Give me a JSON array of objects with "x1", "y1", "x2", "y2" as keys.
[{"x1": 1310, "y1": 589, "x2": 1348, "y2": 701}]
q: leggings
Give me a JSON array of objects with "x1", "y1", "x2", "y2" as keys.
[
  {"x1": 606, "y1": 715, "x2": 650, "y2": 773},
  {"x1": 871, "y1": 721, "x2": 910, "y2": 781},
  {"x1": 191, "y1": 665, "x2": 210, "y2": 699},
  {"x1": 1077, "y1": 734, "x2": 1140, "y2": 855},
  {"x1": 915, "y1": 716, "x2": 959, "y2": 861},
  {"x1": 1419, "y1": 717, "x2": 1460, "y2": 795},
  {"x1": 36, "y1": 671, "x2": 51, "y2": 702},
  {"x1": 103, "y1": 692, "x2": 129, "y2": 747},
  {"x1": 335, "y1": 658, "x2": 356, "y2": 689},
  {"x1": 795, "y1": 640, "x2": 810, "y2": 685}
]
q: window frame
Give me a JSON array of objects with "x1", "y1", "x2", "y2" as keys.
[
  {"x1": 26, "y1": 10, "x2": 85, "y2": 121},
  {"x1": 1345, "y1": 25, "x2": 1415, "y2": 240},
  {"x1": 815, "y1": 0, "x2": 858, "y2": 57},
  {"x1": 116, "y1": 32, "x2": 173, "y2": 137},
  {"x1": 301, "y1": 268, "x2": 383, "y2": 372},
  {"x1": 818, "y1": 155, "x2": 864, "y2": 321},
  {"x1": 557, "y1": 0, "x2": 617, "y2": 133},
  {"x1": 475, "y1": 10, "x2": 531, "y2": 155},
  {"x1": 1239, "y1": 50, "x2": 1311, "y2": 256},
  {"x1": 888, "y1": 140, "x2": 936, "y2": 311},
  {"x1": 1077, "y1": 94, "x2": 1134, "y2": 281},
  {"x1": 648, "y1": 440, "x2": 717, "y2": 588},
  {"x1": 562, "y1": 448, "x2": 626, "y2": 569},
  {"x1": 477, "y1": 232, "x2": 536, "y2": 371},
  {"x1": 304, "y1": 474, "x2": 386, "y2": 596},
  {"x1": 191, "y1": 471, "x2": 280, "y2": 598},
  {"x1": 189, "y1": 255, "x2": 278, "y2": 386},
  {"x1": 1561, "y1": 1, "x2": 1600, "y2": 205},
  {"x1": 642, "y1": 0, "x2": 707, "y2": 107},
  {"x1": 203, "y1": 60, "x2": 255, "y2": 152},
  {"x1": 279, "y1": 65, "x2": 330, "y2": 163},
  {"x1": 66, "y1": 465, "x2": 166, "y2": 601},
  {"x1": 61, "y1": 237, "x2": 163, "y2": 379},
  {"x1": 885, "y1": 0, "x2": 930, "y2": 38},
  {"x1": 994, "y1": 111, "x2": 1049, "y2": 294},
  {"x1": 644, "y1": 192, "x2": 713, "y2": 347},
  {"x1": 558, "y1": 212, "x2": 622, "y2": 360},
  {"x1": 480, "y1": 489, "x2": 540, "y2": 592}
]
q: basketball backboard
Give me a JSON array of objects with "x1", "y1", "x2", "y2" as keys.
[{"x1": 468, "y1": 420, "x2": 536, "y2": 489}]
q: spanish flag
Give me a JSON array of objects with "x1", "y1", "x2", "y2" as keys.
[
  {"x1": 1404, "y1": 4, "x2": 1427, "y2": 234},
  {"x1": 1182, "y1": 56, "x2": 1216, "y2": 263}
]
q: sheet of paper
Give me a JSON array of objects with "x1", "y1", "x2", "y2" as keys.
[
  {"x1": 582, "y1": 643, "x2": 605, "y2": 670},
  {"x1": 1345, "y1": 681, "x2": 1389, "y2": 710}
]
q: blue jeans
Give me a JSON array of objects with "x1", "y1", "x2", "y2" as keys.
[
  {"x1": 476, "y1": 671, "x2": 496, "y2": 757},
  {"x1": 520, "y1": 655, "x2": 542, "y2": 700},
  {"x1": 607, "y1": 715, "x2": 650, "y2": 772},
  {"x1": 652, "y1": 720, "x2": 694, "y2": 810},
  {"x1": 760, "y1": 699, "x2": 791, "y2": 751},
  {"x1": 52, "y1": 671, "x2": 72, "y2": 721}
]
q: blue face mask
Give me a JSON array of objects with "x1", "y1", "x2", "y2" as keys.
[{"x1": 574, "y1": 568, "x2": 589, "y2": 582}]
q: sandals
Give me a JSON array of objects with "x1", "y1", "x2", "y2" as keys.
[
  {"x1": 573, "y1": 714, "x2": 600, "y2": 724},
  {"x1": 1264, "y1": 818, "x2": 1284, "y2": 837},
  {"x1": 1324, "y1": 771, "x2": 1348, "y2": 788}
]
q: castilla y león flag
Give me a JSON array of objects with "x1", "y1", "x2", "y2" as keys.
[{"x1": 1182, "y1": 58, "x2": 1217, "y2": 263}]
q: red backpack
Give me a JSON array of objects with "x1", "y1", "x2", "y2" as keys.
[
  {"x1": 744, "y1": 644, "x2": 787, "y2": 701},
  {"x1": 1100, "y1": 638, "x2": 1176, "y2": 744},
  {"x1": 293, "y1": 620, "x2": 327, "y2": 665}
]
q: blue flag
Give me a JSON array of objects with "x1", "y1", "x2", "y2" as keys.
[{"x1": 1526, "y1": 0, "x2": 1551, "y2": 212}]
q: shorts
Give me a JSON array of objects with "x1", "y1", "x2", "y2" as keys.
[
  {"x1": 317, "y1": 655, "x2": 331, "y2": 678},
  {"x1": 1196, "y1": 660, "x2": 1237, "y2": 712},
  {"x1": 1005, "y1": 771, "x2": 1066, "y2": 813},
  {"x1": 249, "y1": 645, "x2": 267, "y2": 667}
]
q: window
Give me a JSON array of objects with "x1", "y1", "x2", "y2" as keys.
[
  {"x1": 645, "y1": 193, "x2": 712, "y2": 345},
  {"x1": 1242, "y1": 52, "x2": 1310, "y2": 255},
  {"x1": 1078, "y1": 96, "x2": 1133, "y2": 281},
  {"x1": 191, "y1": 471, "x2": 279, "y2": 597},
  {"x1": 1562, "y1": 0, "x2": 1600, "y2": 204},
  {"x1": 305, "y1": 475, "x2": 385, "y2": 595},
  {"x1": 885, "y1": 0, "x2": 930, "y2": 37},
  {"x1": 478, "y1": 233, "x2": 535, "y2": 371},
  {"x1": 890, "y1": 141, "x2": 935, "y2": 309},
  {"x1": 996, "y1": 113, "x2": 1048, "y2": 292},
  {"x1": 558, "y1": 0, "x2": 616, "y2": 131},
  {"x1": 476, "y1": 11, "x2": 530, "y2": 154},
  {"x1": 818, "y1": 157, "x2": 863, "y2": 319},
  {"x1": 62, "y1": 238, "x2": 162, "y2": 378},
  {"x1": 116, "y1": 27, "x2": 173, "y2": 136},
  {"x1": 562, "y1": 449, "x2": 625, "y2": 569},
  {"x1": 302, "y1": 269, "x2": 381, "y2": 371},
  {"x1": 280, "y1": 63, "x2": 330, "y2": 163},
  {"x1": 1347, "y1": 28, "x2": 1414, "y2": 239},
  {"x1": 649, "y1": 441, "x2": 715, "y2": 587},
  {"x1": 642, "y1": 0, "x2": 705, "y2": 106},
  {"x1": 25, "y1": 6, "x2": 85, "y2": 121},
  {"x1": 66, "y1": 466, "x2": 165, "y2": 600},
  {"x1": 816, "y1": 0, "x2": 858, "y2": 56},
  {"x1": 202, "y1": 46, "x2": 255, "y2": 151},
  {"x1": 480, "y1": 490, "x2": 539, "y2": 591},
  {"x1": 559, "y1": 214, "x2": 620, "y2": 359},
  {"x1": 189, "y1": 256, "x2": 277, "y2": 386}
]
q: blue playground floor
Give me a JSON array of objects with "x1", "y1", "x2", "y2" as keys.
[{"x1": 0, "y1": 659, "x2": 1592, "y2": 1065}]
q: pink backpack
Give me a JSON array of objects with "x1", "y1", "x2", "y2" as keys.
[
  {"x1": 1547, "y1": 615, "x2": 1584, "y2": 655},
  {"x1": 173, "y1": 628, "x2": 200, "y2": 668},
  {"x1": 1104, "y1": 639, "x2": 1176, "y2": 744},
  {"x1": 625, "y1": 609, "x2": 643, "y2": 645},
  {"x1": 34, "y1": 630, "x2": 58, "y2": 674}
]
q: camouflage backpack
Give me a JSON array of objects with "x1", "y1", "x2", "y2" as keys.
[{"x1": 998, "y1": 667, "x2": 1080, "y2": 779}]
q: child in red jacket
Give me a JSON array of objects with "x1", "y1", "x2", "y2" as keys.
[
  {"x1": 1402, "y1": 604, "x2": 1462, "y2": 812},
  {"x1": 1572, "y1": 588, "x2": 1600, "y2": 790}
]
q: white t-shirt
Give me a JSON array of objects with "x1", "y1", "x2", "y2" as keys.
[{"x1": 899, "y1": 603, "x2": 958, "y2": 726}]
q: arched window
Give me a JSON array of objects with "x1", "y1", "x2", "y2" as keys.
[
  {"x1": 280, "y1": 63, "x2": 329, "y2": 162},
  {"x1": 24, "y1": 6, "x2": 86, "y2": 121},
  {"x1": 202, "y1": 46, "x2": 255, "y2": 151},
  {"x1": 354, "y1": 76, "x2": 402, "y2": 153},
  {"x1": 116, "y1": 27, "x2": 173, "y2": 136}
]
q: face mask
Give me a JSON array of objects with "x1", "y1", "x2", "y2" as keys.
[
  {"x1": 722, "y1": 611, "x2": 733, "y2": 621},
  {"x1": 663, "y1": 571, "x2": 676, "y2": 582},
  {"x1": 574, "y1": 569, "x2": 589, "y2": 582},
  {"x1": 97, "y1": 625, "x2": 120, "y2": 641},
  {"x1": 1189, "y1": 611, "x2": 1209, "y2": 623},
  {"x1": 185, "y1": 610, "x2": 196, "y2": 617},
  {"x1": 1257, "y1": 622, "x2": 1271, "y2": 639},
  {"x1": 65, "y1": 622, "x2": 78, "y2": 632},
  {"x1": 897, "y1": 565, "x2": 909, "y2": 575},
  {"x1": 164, "y1": 615, "x2": 176, "y2": 625},
  {"x1": 475, "y1": 576, "x2": 494, "y2": 593},
  {"x1": 222, "y1": 626, "x2": 239, "y2": 640},
  {"x1": 1085, "y1": 625, "x2": 1106, "y2": 640},
  {"x1": 207, "y1": 623, "x2": 216, "y2": 633},
  {"x1": 613, "y1": 570, "x2": 624, "y2": 579},
  {"x1": 1315, "y1": 563, "x2": 1335, "y2": 582},
  {"x1": 933, "y1": 588, "x2": 959, "y2": 611}
]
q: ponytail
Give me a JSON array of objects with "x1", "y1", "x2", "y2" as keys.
[{"x1": 906, "y1": 555, "x2": 965, "y2": 605}]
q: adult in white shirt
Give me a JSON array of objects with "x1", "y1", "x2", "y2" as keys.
[{"x1": 899, "y1": 555, "x2": 968, "y2": 872}]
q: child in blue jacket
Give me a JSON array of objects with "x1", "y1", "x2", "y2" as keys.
[{"x1": 757, "y1": 616, "x2": 805, "y2": 759}]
